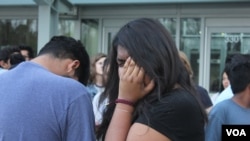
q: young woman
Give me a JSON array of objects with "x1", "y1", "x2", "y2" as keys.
[
  {"x1": 96, "y1": 18, "x2": 207, "y2": 141},
  {"x1": 211, "y1": 54, "x2": 235, "y2": 105},
  {"x1": 86, "y1": 53, "x2": 107, "y2": 99}
]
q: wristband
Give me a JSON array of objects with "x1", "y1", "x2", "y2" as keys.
[{"x1": 115, "y1": 99, "x2": 135, "y2": 107}]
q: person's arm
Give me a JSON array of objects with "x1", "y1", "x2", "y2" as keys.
[
  {"x1": 205, "y1": 108, "x2": 223, "y2": 141},
  {"x1": 105, "y1": 57, "x2": 154, "y2": 141},
  {"x1": 105, "y1": 103, "x2": 134, "y2": 141},
  {"x1": 127, "y1": 123, "x2": 171, "y2": 141},
  {"x1": 196, "y1": 85, "x2": 213, "y2": 114},
  {"x1": 106, "y1": 104, "x2": 171, "y2": 141}
]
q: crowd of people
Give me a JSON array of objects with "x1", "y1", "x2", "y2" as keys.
[
  {"x1": 0, "y1": 18, "x2": 249, "y2": 141},
  {"x1": 0, "y1": 45, "x2": 34, "y2": 72}
]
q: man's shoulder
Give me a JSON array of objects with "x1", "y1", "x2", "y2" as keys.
[
  {"x1": 210, "y1": 99, "x2": 232, "y2": 114},
  {"x1": 0, "y1": 68, "x2": 7, "y2": 73}
]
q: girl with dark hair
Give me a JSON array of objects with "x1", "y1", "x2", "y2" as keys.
[
  {"x1": 212, "y1": 54, "x2": 237, "y2": 106},
  {"x1": 96, "y1": 18, "x2": 207, "y2": 141}
]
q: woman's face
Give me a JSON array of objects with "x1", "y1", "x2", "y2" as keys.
[
  {"x1": 95, "y1": 57, "x2": 106, "y2": 75},
  {"x1": 116, "y1": 45, "x2": 129, "y2": 78},
  {"x1": 222, "y1": 72, "x2": 230, "y2": 89}
]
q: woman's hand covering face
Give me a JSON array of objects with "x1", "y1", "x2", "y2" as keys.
[{"x1": 118, "y1": 57, "x2": 155, "y2": 102}]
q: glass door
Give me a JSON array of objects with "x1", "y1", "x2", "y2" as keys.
[
  {"x1": 204, "y1": 27, "x2": 250, "y2": 94},
  {"x1": 102, "y1": 27, "x2": 120, "y2": 54},
  {"x1": 102, "y1": 19, "x2": 132, "y2": 54}
]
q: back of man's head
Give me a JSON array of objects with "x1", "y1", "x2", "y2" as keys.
[
  {"x1": 229, "y1": 54, "x2": 250, "y2": 94},
  {"x1": 9, "y1": 53, "x2": 25, "y2": 66},
  {"x1": 19, "y1": 45, "x2": 35, "y2": 60},
  {"x1": 0, "y1": 46, "x2": 21, "y2": 69},
  {"x1": 38, "y1": 36, "x2": 90, "y2": 85},
  {"x1": 224, "y1": 53, "x2": 242, "y2": 79},
  {"x1": 0, "y1": 46, "x2": 20, "y2": 62}
]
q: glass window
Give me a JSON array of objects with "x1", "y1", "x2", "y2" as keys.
[
  {"x1": 241, "y1": 33, "x2": 250, "y2": 54},
  {"x1": 58, "y1": 19, "x2": 76, "y2": 37},
  {"x1": 209, "y1": 32, "x2": 250, "y2": 93},
  {"x1": 103, "y1": 27, "x2": 119, "y2": 55},
  {"x1": 81, "y1": 19, "x2": 99, "y2": 57},
  {"x1": 180, "y1": 18, "x2": 201, "y2": 84},
  {"x1": 0, "y1": 19, "x2": 37, "y2": 53},
  {"x1": 158, "y1": 18, "x2": 176, "y2": 40}
]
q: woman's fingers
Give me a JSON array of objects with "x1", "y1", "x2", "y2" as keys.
[
  {"x1": 124, "y1": 58, "x2": 144, "y2": 82},
  {"x1": 137, "y1": 67, "x2": 145, "y2": 81},
  {"x1": 122, "y1": 57, "x2": 131, "y2": 75},
  {"x1": 123, "y1": 58, "x2": 136, "y2": 79},
  {"x1": 119, "y1": 57, "x2": 155, "y2": 101}
]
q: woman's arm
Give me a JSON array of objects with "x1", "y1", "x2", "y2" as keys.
[
  {"x1": 105, "y1": 57, "x2": 154, "y2": 141},
  {"x1": 105, "y1": 105, "x2": 171, "y2": 141},
  {"x1": 105, "y1": 103, "x2": 134, "y2": 141},
  {"x1": 127, "y1": 123, "x2": 171, "y2": 141}
]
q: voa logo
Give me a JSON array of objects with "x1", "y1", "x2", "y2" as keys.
[{"x1": 226, "y1": 129, "x2": 246, "y2": 136}]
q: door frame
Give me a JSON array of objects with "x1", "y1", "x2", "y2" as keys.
[
  {"x1": 203, "y1": 26, "x2": 250, "y2": 93},
  {"x1": 101, "y1": 18, "x2": 133, "y2": 53},
  {"x1": 102, "y1": 26, "x2": 120, "y2": 54}
]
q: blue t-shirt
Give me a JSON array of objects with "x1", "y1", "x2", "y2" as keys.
[
  {"x1": 0, "y1": 68, "x2": 7, "y2": 74},
  {"x1": 0, "y1": 62, "x2": 96, "y2": 141},
  {"x1": 205, "y1": 99, "x2": 250, "y2": 141}
]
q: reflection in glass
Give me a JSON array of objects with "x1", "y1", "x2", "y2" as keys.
[
  {"x1": 242, "y1": 33, "x2": 250, "y2": 54},
  {"x1": 0, "y1": 19, "x2": 37, "y2": 53},
  {"x1": 180, "y1": 18, "x2": 201, "y2": 84},
  {"x1": 81, "y1": 19, "x2": 99, "y2": 57},
  {"x1": 58, "y1": 19, "x2": 76, "y2": 37},
  {"x1": 107, "y1": 32, "x2": 112, "y2": 53},
  {"x1": 209, "y1": 32, "x2": 250, "y2": 93},
  {"x1": 158, "y1": 18, "x2": 176, "y2": 40}
]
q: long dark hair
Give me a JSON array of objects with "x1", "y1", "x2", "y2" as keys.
[{"x1": 96, "y1": 18, "x2": 207, "y2": 140}]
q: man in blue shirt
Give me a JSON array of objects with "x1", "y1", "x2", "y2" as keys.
[
  {"x1": 0, "y1": 36, "x2": 96, "y2": 141},
  {"x1": 205, "y1": 54, "x2": 250, "y2": 141}
]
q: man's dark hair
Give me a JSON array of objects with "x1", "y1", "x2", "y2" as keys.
[
  {"x1": 0, "y1": 46, "x2": 20, "y2": 62},
  {"x1": 229, "y1": 54, "x2": 250, "y2": 94},
  {"x1": 19, "y1": 45, "x2": 35, "y2": 59},
  {"x1": 224, "y1": 53, "x2": 240, "y2": 79},
  {"x1": 38, "y1": 36, "x2": 90, "y2": 85},
  {"x1": 9, "y1": 53, "x2": 25, "y2": 69}
]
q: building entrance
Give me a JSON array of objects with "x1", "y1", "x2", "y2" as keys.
[{"x1": 204, "y1": 26, "x2": 250, "y2": 93}]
